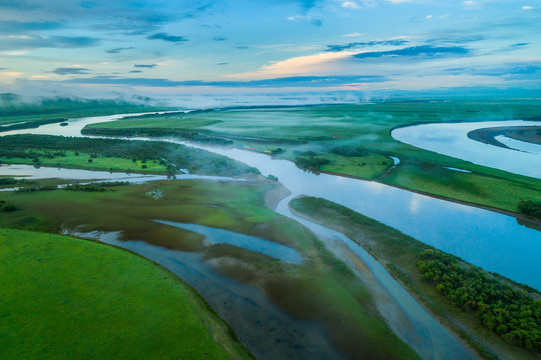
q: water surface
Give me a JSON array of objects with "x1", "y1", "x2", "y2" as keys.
[{"x1": 392, "y1": 120, "x2": 541, "y2": 178}]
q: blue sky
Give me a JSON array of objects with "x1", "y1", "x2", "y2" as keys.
[{"x1": 1, "y1": 0, "x2": 540, "y2": 98}]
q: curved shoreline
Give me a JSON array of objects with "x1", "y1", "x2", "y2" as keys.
[{"x1": 467, "y1": 125, "x2": 541, "y2": 148}]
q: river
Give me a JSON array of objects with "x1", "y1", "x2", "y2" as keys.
[
  {"x1": 4, "y1": 112, "x2": 540, "y2": 359},
  {"x1": 391, "y1": 120, "x2": 541, "y2": 179}
]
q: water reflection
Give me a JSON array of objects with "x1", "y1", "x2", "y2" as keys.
[
  {"x1": 392, "y1": 120, "x2": 541, "y2": 178},
  {"x1": 70, "y1": 230, "x2": 346, "y2": 360},
  {"x1": 155, "y1": 220, "x2": 303, "y2": 263}
]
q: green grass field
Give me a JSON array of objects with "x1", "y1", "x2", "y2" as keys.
[
  {"x1": 0, "y1": 228, "x2": 253, "y2": 360},
  {"x1": 0, "y1": 180, "x2": 419, "y2": 360},
  {"x1": 84, "y1": 100, "x2": 541, "y2": 213},
  {"x1": 0, "y1": 150, "x2": 169, "y2": 174}
]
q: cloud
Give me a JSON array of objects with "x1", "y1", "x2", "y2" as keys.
[
  {"x1": 213, "y1": 37, "x2": 227, "y2": 41},
  {"x1": 217, "y1": 62, "x2": 228, "y2": 66},
  {"x1": 0, "y1": 35, "x2": 100, "y2": 51},
  {"x1": 286, "y1": 14, "x2": 323, "y2": 26},
  {"x1": 53, "y1": 67, "x2": 90, "y2": 75},
  {"x1": 147, "y1": 32, "x2": 188, "y2": 43},
  {"x1": 63, "y1": 74, "x2": 386, "y2": 88},
  {"x1": 1, "y1": 72, "x2": 23, "y2": 77},
  {"x1": 522, "y1": 6, "x2": 534, "y2": 10},
  {"x1": 342, "y1": 32, "x2": 363, "y2": 37},
  {"x1": 129, "y1": 70, "x2": 143, "y2": 73},
  {"x1": 134, "y1": 64, "x2": 157, "y2": 68},
  {"x1": 230, "y1": 51, "x2": 356, "y2": 79},
  {"x1": 105, "y1": 47, "x2": 135, "y2": 54},
  {"x1": 341, "y1": 2, "x2": 361, "y2": 9},
  {"x1": 0, "y1": 20, "x2": 61, "y2": 34},
  {"x1": 327, "y1": 39, "x2": 409, "y2": 52},
  {"x1": 353, "y1": 45, "x2": 470, "y2": 59}
]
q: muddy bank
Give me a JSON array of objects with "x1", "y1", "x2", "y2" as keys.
[{"x1": 467, "y1": 125, "x2": 541, "y2": 148}]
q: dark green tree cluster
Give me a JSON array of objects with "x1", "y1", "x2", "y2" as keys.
[
  {"x1": 63, "y1": 182, "x2": 129, "y2": 192},
  {"x1": 518, "y1": 200, "x2": 541, "y2": 219},
  {"x1": 417, "y1": 249, "x2": 541, "y2": 352},
  {"x1": 294, "y1": 157, "x2": 331, "y2": 171},
  {"x1": 0, "y1": 200, "x2": 16, "y2": 212},
  {"x1": 0, "y1": 134, "x2": 258, "y2": 177},
  {"x1": 329, "y1": 145, "x2": 368, "y2": 157}
]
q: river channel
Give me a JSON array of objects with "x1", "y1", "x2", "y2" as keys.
[{"x1": 3, "y1": 112, "x2": 540, "y2": 359}]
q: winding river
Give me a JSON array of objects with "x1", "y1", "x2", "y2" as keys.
[
  {"x1": 3, "y1": 112, "x2": 541, "y2": 359},
  {"x1": 392, "y1": 120, "x2": 541, "y2": 179}
]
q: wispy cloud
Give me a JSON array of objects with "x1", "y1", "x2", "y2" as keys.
[
  {"x1": 105, "y1": 47, "x2": 135, "y2": 54},
  {"x1": 134, "y1": 64, "x2": 157, "y2": 68},
  {"x1": 230, "y1": 51, "x2": 356, "y2": 79},
  {"x1": 147, "y1": 33, "x2": 188, "y2": 43},
  {"x1": 53, "y1": 67, "x2": 89, "y2": 75},
  {"x1": 0, "y1": 35, "x2": 99, "y2": 51},
  {"x1": 327, "y1": 39, "x2": 409, "y2": 52},
  {"x1": 353, "y1": 45, "x2": 470, "y2": 60},
  {"x1": 63, "y1": 74, "x2": 386, "y2": 88}
]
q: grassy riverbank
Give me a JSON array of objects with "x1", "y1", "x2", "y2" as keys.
[
  {"x1": 0, "y1": 134, "x2": 257, "y2": 177},
  {"x1": 0, "y1": 179, "x2": 419, "y2": 359},
  {"x1": 289, "y1": 196, "x2": 541, "y2": 360},
  {"x1": 0, "y1": 228, "x2": 253, "y2": 360},
  {"x1": 83, "y1": 100, "x2": 541, "y2": 213}
]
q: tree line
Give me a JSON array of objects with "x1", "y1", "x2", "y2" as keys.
[
  {"x1": 0, "y1": 134, "x2": 258, "y2": 177},
  {"x1": 417, "y1": 249, "x2": 540, "y2": 352}
]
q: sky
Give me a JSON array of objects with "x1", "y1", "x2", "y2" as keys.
[{"x1": 1, "y1": 0, "x2": 540, "y2": 100}]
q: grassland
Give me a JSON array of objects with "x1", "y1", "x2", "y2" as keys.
[
  {"x1": 0, "y1": 94, "x2": 169, "y2": 128},
  {"x1": 0, "y1": 150, "x2": 168, "y2": 174},
  {"x1": 0, "y1": 179, "x2": 419, "y2": 360},
  {"x1": 83, "y1": 99, "x2": 541, "y2": 214},
  {"x1": 0, "y1": 228, "x2": 253, "y2": 360},
  {"x1": 0, "y1": 134, "x2": 257, "y2": 177},
  {"x1": 290, "y1": 196, "x2": 541, "y2": 360}
]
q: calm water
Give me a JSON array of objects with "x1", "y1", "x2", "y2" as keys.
[
  {"x1": 155, "y1": 220, "x2": 303, "y2": 263},
  {"x1": 392, "y1": 120, "x2": 541, "y2": 178},
  {"x1": 279, "y1": 199, "x2": 474, "y2": 360},
  {"x1": 70, "y1": 230, "x2": 347, "y2": 360},
  {"x1": 3, "y1": 111, "x2": 540, "y2": 359},
  {"x1": 495, "y1": 135, "x2": 541, "y2": 154},
  {"x1": 165, "y1": 140, "x2": 541, "y2": 291}
]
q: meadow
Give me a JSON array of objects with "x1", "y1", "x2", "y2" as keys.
[
  {"x1": 0, "y1": 228, "x2": 253, "y2": 360},
  {"x1": 83, "y1": 100, "x2": 541, "y2": 215}
]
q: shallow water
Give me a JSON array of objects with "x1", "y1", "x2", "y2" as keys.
[
  {"x1": 155, "y1": 220, "x2": 303, "y2": 263},
  {"x1": 279, "y1": 198, "x2": 474, "y2": 360},
  {"x1": 495, "y1": 135, "x2": 541, "y2": 155},
  {"x1": 4, "y1": 111, "x2": 540, "y2": 359},
  {"x1": 163, "y1": 139, "x2": 541, "y2": 291},
  {"x1": 70, "y1": 230, "x2": 347, "y2": 360},
  {"x1": 392, "y1": 120, "x2": 541, "y2": 178}
]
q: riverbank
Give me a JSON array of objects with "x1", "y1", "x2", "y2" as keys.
[
  {"x1": 468, "y1": 125, "x2": 541, "y2": 148},
  {"x1": 289, "y1": 196, "x2": 541, "y2": 360}
]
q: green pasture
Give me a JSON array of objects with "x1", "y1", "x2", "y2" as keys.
[
  {"x1": 0, "y1": 150, "x2": 169, "y2": 174},
  {"x1": 0, "y1": 228, "x2": 252, "y2": 360}
]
